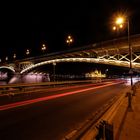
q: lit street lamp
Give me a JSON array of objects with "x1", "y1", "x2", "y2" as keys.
[
  {"x1": 113, "y1": 15, "x2": 133, "y2": 87},
  {"x1": 5, "y1": 56, "x2": 8, "y2": 61},
  {"x1": 66, "y1": 35, "x2": 74, "y2": 46},
  {"x1": 26, "y1": 49, "x2": 30, "y2": 55},
  {"x1": 13, "y1": 53, "x2": 16, "y2": 59},
  {"x1": 41, "y1": 44, "x2": 47, "y2": 52}
]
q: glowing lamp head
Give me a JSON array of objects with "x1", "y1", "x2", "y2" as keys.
[
  {"x1": 113, "y1": 26, "x2": 116, "y2": 30},
  {"x1": 119, "y1": 24, "x2": 123, "y2": 28},
  {"x1": 116, "y1": 17, "x2": 124, "y2": 25}
]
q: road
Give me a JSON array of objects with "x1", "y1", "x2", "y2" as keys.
[{"x1": 0, "y1": 80, "x2": 127, "y2": 140}]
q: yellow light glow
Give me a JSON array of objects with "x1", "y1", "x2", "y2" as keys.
[
  {"x1": 66, "y1": 35, "x2": 74, "y2": 45},
  {"x1": 26, "y1": 49, "x2": 30, "y2": 55},
  {"x1": 85, "y1": 70, "x2": 106, "y2": 78},
  {"x1": 5, "y1": 57, "x2": 8, "y2": 61},
  {"x1": 42, "y1": 46, "x2": 46, "y2": 51},
  {"x1": 116, "y1": 17, "x2": 124, "y2": 25},
  {"x1": 13, "y1": 53, "x2": 16, "y2": 58},
  {"x1": 113, "y1": 26, "x2": 116, "y2": 30},
  {"x1": 119, "y1": 24, "x2": 123, "y2": 28}
]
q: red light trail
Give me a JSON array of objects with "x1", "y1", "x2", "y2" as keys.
[{"x1": 0, "y1": 81, "x2": 124, "y2": 111}]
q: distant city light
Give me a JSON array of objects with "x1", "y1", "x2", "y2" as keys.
[
  {"x1": 85, "y1": 69, "x2": 106, "y2": 78},
  {"x1": 0, "y1": 72, "x2": 8, "y2": 80}
]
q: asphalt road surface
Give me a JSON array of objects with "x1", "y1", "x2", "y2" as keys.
[{"x1": 0, "y1": 80, "x2": 127, "y2": 140}]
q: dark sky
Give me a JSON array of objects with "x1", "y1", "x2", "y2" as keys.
[{"x1": 0, "y1": 0, "x2": 140, "y2": 61}]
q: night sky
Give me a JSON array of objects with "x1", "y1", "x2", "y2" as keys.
[{"x1": 0, "y1": 0, "x2": 140, "y2": 61}]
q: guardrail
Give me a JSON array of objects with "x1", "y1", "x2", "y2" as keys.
[
  {"x1": 0, "y1": 80, "x2": 98, "y2": 89},
  {"x1": 0, "y1": 79, "x2": 120, "y2": 95},
  {"x1": 0, "y1": 80, "x2": 90, "y2": 95}
]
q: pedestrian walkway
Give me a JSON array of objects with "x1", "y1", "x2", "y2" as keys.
[
  {"x1": 107, "y1": 81, "x2": 140, "y2": 140},
  {"x1": 117, "y1": 84, "x2": 140, "y2": 140}
]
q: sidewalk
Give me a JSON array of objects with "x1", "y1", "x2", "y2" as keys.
[
  {"x1": 117, "y1": 88, "x2": 140, "y2": 140},
  {"x1": 112, "y1": 83, "x2": 140, "y2": 140}
]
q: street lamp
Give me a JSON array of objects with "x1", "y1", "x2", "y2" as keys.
[
  {"x1": 5, "y1": 56, "x2": 8, "y2": 61},
  {"x1": 26, "y1": 49, "x2": 30, "y2": 55},
  {"x1": 13, "y1": 53, "x2": 16, "y2": 59},
  {"x1": 41, "y1": 44, "x2": 46, "y2": 52},
  {"x1": 66, "y1": 35, "x2": 74, "y2": 46},
  {"x1": 113, "y1": 15, "x2": 133, "y2": 87}
]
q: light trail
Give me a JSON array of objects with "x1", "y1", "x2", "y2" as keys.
[
  {"x1": 0, "y1": 81, "x2": 124, "y2": 111},
  {"x1": 37, "y1": 82, "x2": 105, "y2": 92}
]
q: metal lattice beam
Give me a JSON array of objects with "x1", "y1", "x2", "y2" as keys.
[{"x1": 20, "y1": 57, "x2": 140, "y2": 74}]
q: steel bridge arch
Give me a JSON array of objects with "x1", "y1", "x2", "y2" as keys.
[
  {"x1": 0, "y1": 66, "x2": 15, "y2": 73},
  {"x1": 20, "y1": 57, "x2": 140, "y2": 74}
]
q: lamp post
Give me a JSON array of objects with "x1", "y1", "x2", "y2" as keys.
[
  {"x1": 127, "y1": 19, "x2": 133, "y2": 87},
  {"x1": 113, "y1": 15, "x2": 133, "y2": 87},
  {"x1": 53, "y1": 62, "x2": 56, "y2": 82}
]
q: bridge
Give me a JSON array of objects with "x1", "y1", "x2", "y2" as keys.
[{"x1": 1, "y1": 34, "x2": 140, "y2": 74}]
